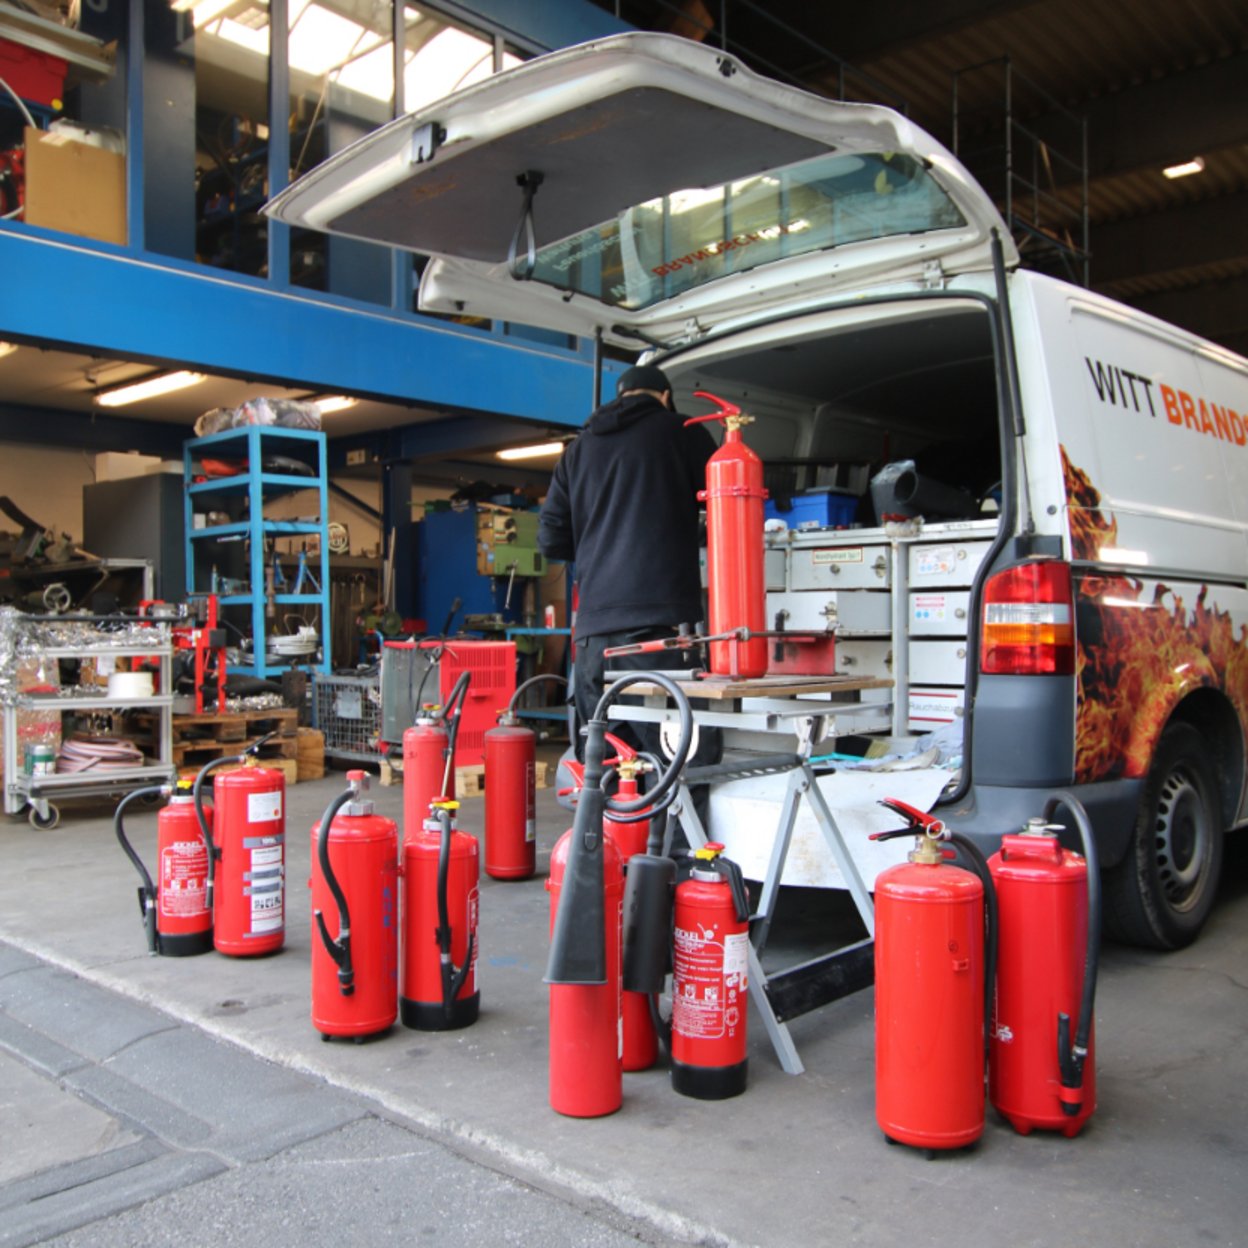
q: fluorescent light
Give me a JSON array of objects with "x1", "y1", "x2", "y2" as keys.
[
  {"x1": 1163, "y1": 157, "x2": 1205, "y2": 180},
  {"x1": 497, "y1": 441, "x2": 565, "y2": 462},
  {"x1": 0, "y1": 341, "x2": 17, "y2": 360},
  {"x1": 315, "y1": 395, "x2": 358, "y2": 414},
  {"x1": 95, "y1": 371, "x2": 207, "y2": 407}
]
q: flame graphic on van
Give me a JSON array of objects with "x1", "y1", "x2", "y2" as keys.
[{"x1": 1063, "y1": 448, "x2": 1248, "y2": 782}]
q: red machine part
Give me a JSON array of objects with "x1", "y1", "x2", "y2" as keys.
[
  {"x1": 873, "y1": 833, "x2": 985, "y2": 1150},
  {"x1": 310, "y1": 772, "x2": 399, "y2": 1039},
  {"x1": 685, "y1": 391, "x2": 768, "y2": 679},
  {"x1": 155, "y1": 794, "x2": 214, "y2": 955},
  {"x1": 483, "y1": 715, "x2": 536, "y2": 879},
  {"x1": 988, "y1": 829, "x2": 1097, "y2": 1136},
  {"x1": 403, "y1": 717, "x2": 452, "y2": 843},
  {"x1": 546, "y1": 827, "x2": 625, "y2": 1117},
  {"x1": 0, "y1": 146, "x2": 25, "y2": 218},
  {"x1": 671, "y1": 843, "x2": 750, "y2": 1099},
  {"x1": 210, "y1": 764, "x2": 286, "y2": 956},
  {"x1": 400, "y1": 801, "x2": 479, "y2": 1030}
]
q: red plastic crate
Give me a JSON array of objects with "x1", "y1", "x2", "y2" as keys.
[
  {"x1": 0, "y1": 39, "x2": 68, "y2": 108},
  {"x1": 424, "y1": 639, "x2": 516, "y2": 767}
]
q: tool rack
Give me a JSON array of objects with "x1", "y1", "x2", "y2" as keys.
[{"x1": 611, "y1": 670, "x2": 927, "y2": 1075}]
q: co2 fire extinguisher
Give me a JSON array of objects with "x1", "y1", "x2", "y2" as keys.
[
  {"x1": 684, "y1": 391, "x2": 768, "y2": 679},
  {"x1": 484, "y1": 673, "x2": 568, "y2": 880},
  {"x1": 871, "y1": 798, "x2": 997, "y2": 1153},
  {"x1": 310, "y1": 770, "x2": 399, "y2": 1041},
  {"x1": 547, "y1": 672, "x2": 694, "y2": 1117},
  {"x1": 114, "y1": 782, "x2": 213, "y2": 957},
  {"x1": 402, "y1": 671, "x2": 471, "y2": 843},
  {"x1": 989, "y1": 793, "x2": 1100, "y2": 1137},
  {"x1": 671, "y1": 842, "x2": 751, "y2": 1100},
  {"x1": 400, "y1": 799, "x2": 479, "y2": 1030},
  {"x1": 193, "y1": 737, "x2": 286, "y2": 957}
]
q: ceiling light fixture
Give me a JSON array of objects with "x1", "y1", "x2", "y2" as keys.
[
  {"x1": 496, "y1": 440, "x2": 566, "y2": 461},
  {"x1": 0, "y1": 341, "x2": 18, "y2": 360},
  {"x1": 315, "y1": 395, "x2": 359, "y2": 414},
  {"x1": 1162, "y1": 157, "x2": 1205, "y2": 180},
  {"x1": 95, "y1": 370, "x2": 207, "y2": 407}
]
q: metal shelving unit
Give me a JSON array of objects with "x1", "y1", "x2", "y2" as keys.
[
  {"x1": 183, "y1": 427, "x2": 331, "y2": 678},
  {"x1": 2, "y1": 630, "x2": 176, "y2": 828}
]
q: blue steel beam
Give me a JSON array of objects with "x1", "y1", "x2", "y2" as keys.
[
  {"x1": 0, "y1": 403, "x2": 188, "y2": 456},
  {"x1": 0, "y1": 227, "x2": 623, "y2": 426}
]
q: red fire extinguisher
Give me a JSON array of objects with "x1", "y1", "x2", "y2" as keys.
[
  {"x1": 310, "y1": 770, "x2": 399, "y2": 1041},
  {"x1": 989, "y1": 793, "x2": 1100, "y2": 1137},
  {"x1": 193, "y1": 743, "x2": 286, "y2": 957},
  {"x1": 671, "y1": 842, "x2": 751, "y2": 1099},
  {"x1": 685, "y1": 391, "x2": 768, "y2": 679},
  {"x1": 484, "y1": 673, "x2": 568, "y2": 880},
  {"x1": 871, "y1": 798, "x2": 997, "y2": 1152},
  {"x1": 402, "y1": 671, "x2": 471, "y2": 844},
  {"x1": 114, "y1": 781, "x2": 213, "y2": 957},
  {"x1": 400, "y1": 799, "x2": 479, "y2": 1030}
]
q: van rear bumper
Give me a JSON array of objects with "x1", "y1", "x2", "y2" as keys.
[{"x1": 937, "y1": 777, "x2": 1143, "y2": 867}]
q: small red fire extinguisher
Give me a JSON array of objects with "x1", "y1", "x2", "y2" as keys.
[
  {"x1": 685, "y1": 391, "x2": 769, "y2": 679},
  {"x1": 671, "y1": 842, "x2": 751, "y2": 1099},
  {"x1": 114, "y1": 781, "x2": 213, "y2": 957},
  {"x1": 484, "y1": 673, "x2": 568, "y2": 880},
  {"x1": 310, "y1": 770, "x2": 399, "y2": 1041},
  {"x1": 989, "y1": 793, "x2": 1100, "y2": 1137},
  {"x1": 871, "y1": 798, "x2": 997, "y2": 1152},
  {"x1": 400, "y1": 799, "x2": 479, "y2": 1030},
  {"x1": 402, "y1": 672, "x2": 471, "y2": 844},
  {"x1": 193, "y1": 741, "x2": 286, "y2": 957}
]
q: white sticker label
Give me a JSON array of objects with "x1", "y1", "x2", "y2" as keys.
[
  {"x1": 248, "y1": 789, "x2": 283, "y2": 823},
  {"x1": 251, "y1": 845, "x2": 283, "y2": 867},
  {"x1": 915, "y1": 545, "x2": 957, "y2": 577},
  {"x1": 812, "y1": 547, "x2": 863, "y2": 565},
  {"x1": 912, "y1": 593, "x2": 948, "y2": 622},
  {"x1": 723, "y1": 930, "x2": 749, "y2": 989}
]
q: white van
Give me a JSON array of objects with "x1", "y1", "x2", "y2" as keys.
[{"x1": 268, "y1": 32, "x2": 1248, "y2": 949}]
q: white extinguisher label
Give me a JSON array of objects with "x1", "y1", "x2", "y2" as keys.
[
  {"x1": 248, "y1": 789, "x2": 283, "y2": 823},
  {"x1": 724, "y1": 930, "x2": 749, "y2": 989},
  {"x1": 159, "y1": 841, "x2": 208, "y2": 917}
]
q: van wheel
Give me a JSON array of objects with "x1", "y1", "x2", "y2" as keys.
[{"x1": 1104, "y1": 723, "x2": 1222, "y2": 950}]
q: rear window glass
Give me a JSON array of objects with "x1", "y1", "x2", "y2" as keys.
[{"x1": 531, "y1": 151, "x2": 966, "y2": 310}]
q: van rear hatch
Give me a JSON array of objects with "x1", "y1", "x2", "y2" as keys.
[{"x1": 265, "y1": 31, "x2": 1016, "y2": 348}]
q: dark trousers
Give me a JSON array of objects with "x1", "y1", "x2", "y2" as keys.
[{"x1": 571, "y1": 626, "x2": 723, "y2": 779}]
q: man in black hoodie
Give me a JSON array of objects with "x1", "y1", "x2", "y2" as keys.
[{"x1": 538, "y1": 364, "x2": 721, "y2": 767}]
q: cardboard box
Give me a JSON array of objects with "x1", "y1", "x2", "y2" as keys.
[
  {"x1": 24, "y1": 126, "x2": 126, "y2": 246},
  {"x1": 95, "y1": 452, "x2": 160, "y2": 482}
]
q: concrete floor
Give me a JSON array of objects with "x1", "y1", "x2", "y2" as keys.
[{"x1": 2, "y1": 759, "x2": 1247, "y2": 1247}]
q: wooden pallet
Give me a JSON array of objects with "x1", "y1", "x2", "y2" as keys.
[{"x1": 135, "y1": 707, "x2": 299, "y2": 767}]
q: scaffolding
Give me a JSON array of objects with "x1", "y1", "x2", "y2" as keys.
[{"x1": 953, "y1": 56, "x2": 1090, "y2": 287}]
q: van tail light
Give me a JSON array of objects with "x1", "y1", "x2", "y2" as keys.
[{"x1": 980, "y1": 560, "x2": 1075, "y2": 675}]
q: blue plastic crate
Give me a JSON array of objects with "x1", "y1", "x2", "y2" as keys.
[{"x1": 765, "y1": 489, "x2": 858, "y2": 529}]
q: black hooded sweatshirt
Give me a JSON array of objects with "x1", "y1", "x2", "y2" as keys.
[{"x1": 538, "y1": 392, "x2": 716, "y2": 639}]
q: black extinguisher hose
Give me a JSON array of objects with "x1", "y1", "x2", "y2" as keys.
[
  {"x1": 313, "y1": 784, "x2": 358, "y2": 996},
  {"x1": 192, "y1": 731, "x2": 279, "y2": 913},
  {"x1": 114, "y1": 784, "x2": 168, "y2": 955},
  {"x1": 1044, "y1": 792, "x2": 1101, "y2": 1111},
  {"x1": 438, "y1": 670, "x2": 472, "y2": 798},
  {"x1": 949, "y1": 832, "x2": 998, "y2": 1061},
  {"x1": 506, "y1": 672, "x2": 568, "y2": 716},
  {"x1": 434, "y1": 805, "x2": 475, "y2": 1020}
]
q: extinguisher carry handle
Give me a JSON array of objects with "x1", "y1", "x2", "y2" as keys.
[
  {"x1": 684, "y1": 390, "x2": 741, "y2": 425},
  {"x1": 718, "y1": 855, "x2": 752, "y2": 925},
  {"x1": 874, "y1": 797, "x2": 946, "y2": 838}
]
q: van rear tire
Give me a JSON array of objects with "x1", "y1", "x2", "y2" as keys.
[{"x1": 1104, "y1": 723, "x2": 1222, "y2": 950}]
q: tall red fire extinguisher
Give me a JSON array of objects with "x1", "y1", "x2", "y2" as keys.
[
  {"x1": 400, "y1": 799, "x2": 479, "y2": 1030},
  {"x1": 402, "y1": 671, "x2": 471, "y2": 843},
  {"x1": 547, "y1": 673, "x2": 694, "y2": 1117},
  {"x1": 989, "y1": 793, "x2": 1100, "y2": 1137},
  {"x1": 114, "y1": 781, "x2": 213, "y2": 957},
  {"x1": 193, "y1": 740, "x2": 286, "y2": 957},
  {"x1": 310, "y1": 770, "x2": 399, "y2": 1041},
  {"x1": 671, "y1": 842, "x2": 751, "y2": 1099},
  {"x1": 684, "y1": 391, "x2": 768, "y2": 679},
  {"x1": 871, "y1": 798, "x2": 997, "y2": 1152},
  {"x1": 484, "y1": 673, "x2": 568, "y2": 880}
]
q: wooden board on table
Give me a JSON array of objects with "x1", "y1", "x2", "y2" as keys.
[{"x1": 620, "y1": 674, "x2": 893, "y2": 700}]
